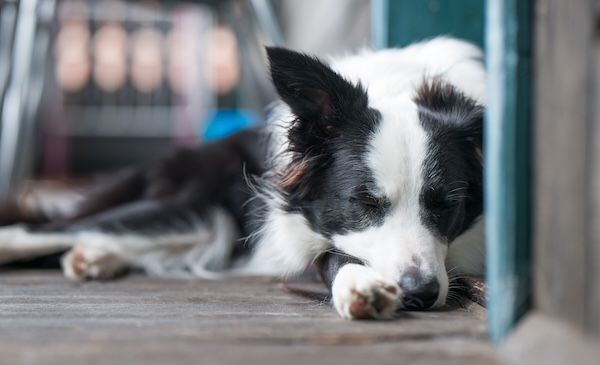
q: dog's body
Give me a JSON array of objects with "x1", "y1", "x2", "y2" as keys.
[{"x1": 0, "y1": 38, "x2": 486, "y2": 319}]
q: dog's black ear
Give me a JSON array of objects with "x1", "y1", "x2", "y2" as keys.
[
  {"x1": 416, "y1": 79, "x2": 484, "y2": 154},
  {"x1": 266, "y1": 47, "x2": 368, "y2": 138},
  {"x1": 266, "y1": 48, "x2": 370, "y2": 200}
]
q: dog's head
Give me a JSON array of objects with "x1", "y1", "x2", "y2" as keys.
[{"x1": 267, "y1": 47, "x2": 484, "y2": 310}]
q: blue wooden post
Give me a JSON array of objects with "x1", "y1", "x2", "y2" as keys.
[{"x1": 485, "y1": 0, "x2": 532, "y2": 343}]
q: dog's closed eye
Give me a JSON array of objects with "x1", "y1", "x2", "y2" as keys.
[{"x1": 350, "y1": 193, "x2": 389, "y2": 213}]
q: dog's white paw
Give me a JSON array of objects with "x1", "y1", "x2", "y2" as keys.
[
  {"x1": 62, "y1": 242, "x2": 127, "y2": 281},
  {"x1": 332, "y1": 264, "x2": 401, "y2": 320}
]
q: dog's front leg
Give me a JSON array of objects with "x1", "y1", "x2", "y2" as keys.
[{"x1": 316, "y1": 252, "x2": 401, "y2": 320}]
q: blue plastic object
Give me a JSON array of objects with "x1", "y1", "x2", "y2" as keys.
[{"x1": 201, "y1": 109, "x2": 260, "y2": 140}]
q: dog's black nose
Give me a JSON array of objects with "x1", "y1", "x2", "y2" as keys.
[{"x1": 399, "y1": 269, "x2": 440, "y2": 310}]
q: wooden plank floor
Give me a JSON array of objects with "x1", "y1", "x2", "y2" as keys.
[{"x1": 0, "y1": 270, "x2": 501, "y2": 365}]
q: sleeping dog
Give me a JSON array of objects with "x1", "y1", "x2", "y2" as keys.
[{"x1": 0, "y1": 37, "x2": 485, "y2": 320}]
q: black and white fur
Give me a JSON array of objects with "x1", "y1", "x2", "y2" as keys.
[{"x1": 0, "y1": 38, "x2": 486, "y2": 320}]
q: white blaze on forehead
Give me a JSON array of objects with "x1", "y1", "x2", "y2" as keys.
[
  {"x1": 328, "y1": 96, "x2": 445, "y2": 281},
  {"x1": 327, "y1": 96, "x2": 458, "y2": 307},
  {"x1": 367, "y1": 97, "x2": 429, "y2": 206}
]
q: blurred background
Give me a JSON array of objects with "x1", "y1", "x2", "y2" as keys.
[
  {"x1": 0, "y1": 0, "x2": 486, "y2": 196},
  {"x1": 0, "y1": 0, "x2": 377, "y2": 195}
]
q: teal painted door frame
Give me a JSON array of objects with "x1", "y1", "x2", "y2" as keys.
[
  {"x1": 485, "y1": 0, "x2": 532, "y2": 343},
  {"x1": 383, "y1": 0, "x2": 485, "y2": 48}
]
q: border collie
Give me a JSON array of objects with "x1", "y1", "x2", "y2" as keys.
[{"x1": 0, "y1": 37, "x2": 485, "y2": 320}]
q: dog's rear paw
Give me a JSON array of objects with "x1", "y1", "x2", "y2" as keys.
[
  {"x1": 332, "y1": 264, "x2": 401, "y2": 320},
  {"x1": 62, "y1": 242, "x2": 127, "y2": 281}
]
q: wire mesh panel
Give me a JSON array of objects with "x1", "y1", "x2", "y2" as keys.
[{"x1": 40, "y1": 0, "x2": 215, "y2": 174}]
